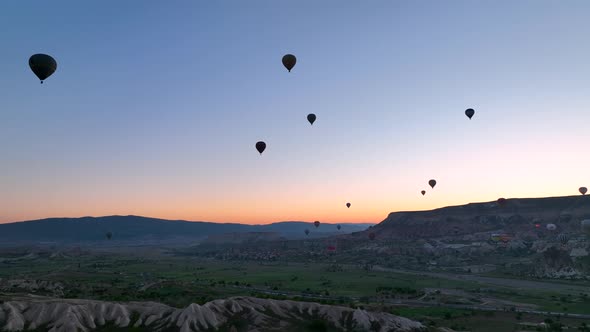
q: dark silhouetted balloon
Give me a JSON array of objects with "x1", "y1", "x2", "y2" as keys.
[
  {"x1": 304, "y1": 229, "x2": 310, "y2": 236},
  {"x1": 580, "y1": 187, "x2": 588, "y2": 195},
  {"x1": 255, "y1": 141, "x2": 266, "y2": 155},
  {"x1": 307, "y1": 113, "x2": 316, "y2": 125},
  {"x1": 368, "y1": 232, "x2": 376, "y2": 240},
  {"x1": 465, "y1": 108, "x2": 475, "y2": 120},
  {"x1": 106, "y1": 232, "x2": 112, "y2": 240},
  {"x1": 346, "y1": 202, "x2": 351, "y2": 208},
  {"x1": 421, "y1": 190, "x2": 426, "y2": 196},
  {"x1": 428, "y1": 179, "x2": 436, "y2": 189},
  {"x1": 497, "y1": 198, "x2": 507, "y2": 206},
  {"x1": 314, "y1": 221, "x2": 320, "y2": 228},
  {"x1": 29, "y1": 54, "x2": 57, "y2": 84},
  {"x1": 337, "y1": 224, "x2": 341, "y2": 230},
  {"x1": 282, "y1": 54, "x2": 296, "y2": 72},
  {"x1": 557, "y1": 233, "x2": 569, "y2": 245}
]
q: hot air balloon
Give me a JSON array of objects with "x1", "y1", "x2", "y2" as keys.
[
  {"x1": 546, "y1": 223, "x2": 557, "y2": 231},
  {"x1": 282, "y1": 54, "x2": 296, "y2": 72},
  {"x1": 368, "y1": 232, "x2": 376, "y2": 241},
  {"x1": 314, "y1": 221, "x2": 320, "y2": 228},
  {"x1": 465, "y1": 108, "x2": 475, "y2": 120},
  {"x1": 255, "y1": 141, "x2": 266, "y2": 155},
  {"x1": 346, "y1": 202, "x2": 351, "y2": 208},
  {"x1": 29, "y1": 54, "x2": 57, "y2": 84},
  {"x1": 557, "y1": 233, "x2": 569, "y2": 245},
  {"x1": 581, "y1": 220, "x2": 590, "y2": 235},
  {"x1": 580, "y1": 187, "x2": 588, "y2": 195},
  {"x1": 307, "y1": 114, "x2": 316, "y2": 125},
  {"x1": 106, "y1": 232, "x2": 112, "y2": 240},
  {"x1": 497, "y1": 198, "x2": 507, "y2": 206},
  {"x1": 304, "y1": 229, "x2": 310, "y2": 236},
  {"x1": 421, "y1": 190, "x2": 426, "y2": 196},
  {"x1": 534, "y1": 223, "x2": 541, "y2": 229},
  {"x1": 337, "y1": 224, "x2": 341, "y2": 230},
  {"x1": 428, "y1": 179, "x2": 436, "y2": 189}
]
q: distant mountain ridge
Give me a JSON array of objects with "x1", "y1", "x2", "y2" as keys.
[{"x1": 0, "y1": 215, "x2": 374, "y2": 245}]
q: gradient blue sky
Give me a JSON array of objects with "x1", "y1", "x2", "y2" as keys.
[{"x1": 1, "y1": 1, "x2": 589, "y2": 224}]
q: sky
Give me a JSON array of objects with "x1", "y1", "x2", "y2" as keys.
[{"x1": 1, "y1": 1, "x2": 590, "y2": 224}]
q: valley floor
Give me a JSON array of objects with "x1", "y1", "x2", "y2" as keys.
[{"x1": 0, "y1": 248, "x2": 589, "y2": 331}]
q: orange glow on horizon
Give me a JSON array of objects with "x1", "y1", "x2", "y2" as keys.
[{"x1": 2, "y1": 187, "x2": 585, "y2": 225}]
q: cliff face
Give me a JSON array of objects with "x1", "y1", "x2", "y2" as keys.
[
  {"x1": 340, "y1": 195, "x2": 590, "y2": 279},
  {"x1": 0, "y1": 296, "x2": 425, "y2": 332},
  {"x1": 372, "y1": 195, "x2": 590, "y2": 239}
]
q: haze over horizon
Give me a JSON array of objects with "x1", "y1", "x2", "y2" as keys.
[
  {"x1": 2, "y1": 193, "x2": 587, "y2": 226},
  {"x1": 1, "y1": 1, "x2": 590, "y2": 224}
]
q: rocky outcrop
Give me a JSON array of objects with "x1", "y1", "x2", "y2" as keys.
[
  {"x1": 340, "y1": 195, "x2": 590, "y2": 278},
  {"x1": 0, "y1": 295, "x2": 425, "y2": 332},
  {"x1": 0, "y1": 280, "x2": 64, "y2": 297},
  {"x1": 532, "y1": 247, "x2": 585, "y2": 278},
  {"x1": 372, "y1": 195, "x2": 590, "y2": 240}
]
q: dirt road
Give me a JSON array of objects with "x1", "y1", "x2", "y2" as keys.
[{"x1": 373, "y1": 266, "x2": 590, "y2": 294}]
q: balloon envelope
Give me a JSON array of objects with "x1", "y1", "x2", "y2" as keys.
[
  {"x1": 282, "y1": 54, "x2": 296, "y2": 72},
  {"x1": 428, "y1": 179, "x2": 436, "y2": 188},
  {"x1": 346, "y1": 202, "x2": 351, "y2": 208},
  {"x1": 557, "y1": 233, "x2": 569, "y2": 244},
  {"x1": 580, "y1": 187, "x2": 588, "y2": 195},
  {"x1": 255, "y1": 141, "x2": 266, "y2": 154},
  {"x1": 314, "y1": 221, "x2": 320, "y2": 228},
  {"x1": 421, "y1": 190, "x2": 426, "y2": 196},
  {"x1": 546, "y1": 223, "x2": 557, "y2": 231},
  {"x1": 497, "y1": 198, "x2": 507, "y2": 206},
  {"x1": 465, "y1": 108, "x2": 475, "y2": 119},
  {"x1": 304, "y1": 229, "x2": 310, "y2": 236},
  {"x1": 106, "y1": 232, "x2": 112, "y2": 240},
  {"x1": 307, "y1": 113, "x2": 316, "y2": 125},
  {"x1": 29, "y1": 54, "x2": 57, "y2": 83},
  {"x1": 337, "y1": 224, "x2": 341, "y2": 230}
]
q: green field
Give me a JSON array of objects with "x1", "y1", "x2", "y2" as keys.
[
  {"x1": 0, "y1": 253, "x2": 483, "y2": 304},
  {"x1": 1, "y1": 249, "x2": 590, "y2": 331}
]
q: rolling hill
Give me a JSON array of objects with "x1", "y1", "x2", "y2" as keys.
[{"x1": 0, "y1": 216, "x2": 373, "y2": 245}]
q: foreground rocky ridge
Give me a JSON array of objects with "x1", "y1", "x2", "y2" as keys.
[{"x1": 0, "y1": 295, "x2": 425, "y2": 332}]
